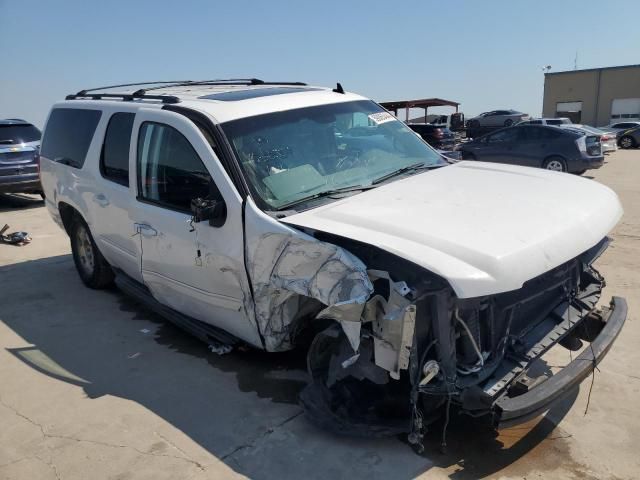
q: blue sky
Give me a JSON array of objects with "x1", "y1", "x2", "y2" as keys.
[{"x1": 1, "y1": 0, "x2": 639, "y2": 128}]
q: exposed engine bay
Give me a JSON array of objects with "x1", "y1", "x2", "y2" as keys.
[{"x1": 292, "y1": 234, "x2": 623, "y2": 451}]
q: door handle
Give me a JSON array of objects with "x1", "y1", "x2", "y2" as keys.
[
  {"x1": 134, "y1": 223, "x2": 158, "y2": 237},
  {"x1": 93, "y1": 193, "x2": 110, "y2": 207}
]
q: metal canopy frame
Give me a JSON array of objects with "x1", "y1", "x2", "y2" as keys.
[{"x1": 379, "y1": 98, "x2": 460, "y2": 123}]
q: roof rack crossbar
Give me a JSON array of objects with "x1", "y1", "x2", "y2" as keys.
[{"x1": 65, "y1": 92, "x2": 181, "y2": 104}]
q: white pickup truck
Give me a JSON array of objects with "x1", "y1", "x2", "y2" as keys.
[{"x1": 39, "y1": 79, "x2": 627, "y2": 450}]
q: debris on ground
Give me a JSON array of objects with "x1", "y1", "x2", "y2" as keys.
[{"x1": 0, "y1": 224, "x2": 32, "y2": 246}]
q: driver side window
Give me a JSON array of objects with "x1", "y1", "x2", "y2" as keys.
[
  {"x1": 487, "y1": 129, "x2": 517, "y2": 143},
  {"x1": 137, "y1": 122, "x2": 213, "y2": 213}
]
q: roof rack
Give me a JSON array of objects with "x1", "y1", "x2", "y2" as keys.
[
  {"x1": 65, "y1": 92, "x2": 181, "y2": 104},
  {"x1": 130, "y1": 78, "x2": 307, "y2": 96},
  {"x1": 65, "y1": 78, "x2": 308, "y2": 104}
]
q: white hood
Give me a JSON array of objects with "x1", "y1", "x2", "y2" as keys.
[{"x1": 283, "y1": 161, "x2": 622, "y2": 298}]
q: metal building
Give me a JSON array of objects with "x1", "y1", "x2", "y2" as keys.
[{"x1": 542, "y1": 64, "x2": 640, "y2": 127}]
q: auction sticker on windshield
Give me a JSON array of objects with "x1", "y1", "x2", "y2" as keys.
[{"x1": 368, "y1": 111, "x2": 396, "y2": 125}]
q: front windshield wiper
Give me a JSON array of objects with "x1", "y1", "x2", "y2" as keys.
[
  {"x1": 277, "y1": 184, "x2": 377, "y2": 211},
  {"x1": 371, "y1": 162, "x2": 442, "y2": 185}
]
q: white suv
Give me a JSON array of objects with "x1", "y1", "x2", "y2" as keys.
[{"x1": 40, "y1": 79, "x2": 627, "y2": 449}]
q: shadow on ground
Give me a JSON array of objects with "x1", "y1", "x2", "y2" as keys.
[
  {"x1": 0, "y1": 193, "x2": 44, "y2": 213},
  {"x1": 1, "y1": 255, "x2": 579, "y2": 479}
]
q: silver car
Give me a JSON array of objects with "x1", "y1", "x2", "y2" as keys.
[
  {"x1": 561, "y1": 124, "x2": 618, "y2": 153},
  {"x1": 467, "y1": 109, "x2": 529, "y2": 128}
]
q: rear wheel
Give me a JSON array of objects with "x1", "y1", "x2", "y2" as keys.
[
  {"x1": 70, "y1": 217, "x2": 114, "y2": 289},
  {"x1": 619, "y1": 135, "x2": 636, "y2": 149},
  {"x1": 543, "y1": 156, "x2": 567, "y2": 172}
]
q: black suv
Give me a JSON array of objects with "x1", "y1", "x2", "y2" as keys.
[
  {"x1": 0, "y1": 119, "x2": 42, "y2": 195},
  {"x1": 459, "y1": 124, "x2": 603, "y2": 173},
  {"x1": 408, "y1": 123, "x2": 456, "y2": 150}
]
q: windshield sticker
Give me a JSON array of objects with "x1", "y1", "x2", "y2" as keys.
[{"x1": 368, "y1": 112, "x2": 396, "y2": 125}]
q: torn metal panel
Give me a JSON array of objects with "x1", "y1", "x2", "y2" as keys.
[
  {"x1": 244, "y1": 199, "x2": 373, "y2": 351},
  {"x1": 362, "y1": 270, "x2": 417, "y2": 379}
]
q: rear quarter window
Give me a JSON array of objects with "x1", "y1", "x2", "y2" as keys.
[{"x1": 41, "y1": 108, "x2": 101, "y2": 168}]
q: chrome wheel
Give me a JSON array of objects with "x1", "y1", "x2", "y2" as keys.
[
  {"x1": 620, "y1": 136, "x2": 634, "y2": 149},
  {"x1": 545, "y1": 159, "x2": 564, "y2": 171},
  {"x1": 76, "y1": 225, "x2": 95, "y2": 275}
]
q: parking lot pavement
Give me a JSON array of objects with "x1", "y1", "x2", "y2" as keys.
[{"x1": 1, "y1": 151, "x2": 639, "y2": 480}]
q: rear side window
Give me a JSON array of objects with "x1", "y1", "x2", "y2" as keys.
[
  {"x1": 137, "y1": 122, "x2": 212, "y2": 212},
  {"x1": 41, "y1": 108, "x2": 101, "y2": 168},
  {"x1": 101, "y1": 113, "x2": 134, "y2": 186}
]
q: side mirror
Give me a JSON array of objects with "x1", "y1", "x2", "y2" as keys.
[{"x1": 190, "y1": 182, "x2": 227, "y2": 228}]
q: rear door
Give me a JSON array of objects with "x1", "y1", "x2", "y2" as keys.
[
  {"x1": 511, "y1": 126, "x2": 548, "y2": 167},
  {"x1": 130, "y1": 108, "x2": 261, "y2": 346},
  {"x1": 90, "y1": 111, "x2": 142, "y2": 282}
]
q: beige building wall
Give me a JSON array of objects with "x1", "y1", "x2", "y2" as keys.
[
  {"x1": 542, "y1": 70, "x2": 599, "y2": 125},
  {"x1": 543, "y1": 65, "x2": 640, "y2": 126},
  {"x1": 596, "y1": 67, "x2": 640, "y2": 126}
]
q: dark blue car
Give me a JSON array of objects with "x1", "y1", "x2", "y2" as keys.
[
  {"x1": 460, "y1": 124, "x2": 604, "y2": 174},
  {"x1": 0, "y1": 119, "x2": 43, "y2": 196}
]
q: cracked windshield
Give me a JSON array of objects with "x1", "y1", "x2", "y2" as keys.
[{"x1": 222, "y1": 100, "x2": 445, "y2": 209}]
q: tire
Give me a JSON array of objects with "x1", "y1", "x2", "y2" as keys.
[
  {"x1": 70, "y1": 216, "x2": 114, "y2": 289},
  {"x1": 543, "y1": 156, "x2": 567, "y2": 172},
  {"x1": 619, "y1": 135, "x2": 636, "y2": 149},
  {"x1": 461, "y1": 151, "x2": 476, "y2": 160},
  {"x1": 504, "y1": 119, "x2": 514, "y2": 127}
]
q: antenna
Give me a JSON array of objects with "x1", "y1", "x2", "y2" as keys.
[{"x1": 574, "y1": 51, "x2": 578, "y2": 70}]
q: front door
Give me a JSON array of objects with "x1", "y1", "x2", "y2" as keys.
[
  {"x1": 478, "y1": 127, "x2": 519, "y2": 164},
  {"x1": 130, "y1": 108, "x2": 261, "y2": 347}
]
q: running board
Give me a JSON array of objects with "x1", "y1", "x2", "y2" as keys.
[{"x1": 114, "y1": 272, "x2": 239, "y2": 347}]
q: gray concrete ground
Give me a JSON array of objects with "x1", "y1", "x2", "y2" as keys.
[{"x1": 1, "y1": 150, "x2": 639, "y2": 480}]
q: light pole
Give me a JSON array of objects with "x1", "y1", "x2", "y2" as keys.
[{"x1": 541, "y1": 66, "x2": 552, "y2": 117}]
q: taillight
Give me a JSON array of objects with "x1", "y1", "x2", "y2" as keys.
[
  {"x1": 601, "y1": 135, "x2": 610, "y2": 141},
  {"x1": 585, "y1": 136, "x2": 601, "y2": 156}
]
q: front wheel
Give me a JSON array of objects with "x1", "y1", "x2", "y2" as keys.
[
  {"x1": 70, "y1": 217, "x2": 114, "y2": 289},
  {"x1": 504, "y1": 119, "x2": 514, "y2": 127},
  {"x1": 619, "y1": 136, "x2": 636, "y2": 149},
  {"x1": 543, "y1": 156, "x2": 567, "y2": 172}
]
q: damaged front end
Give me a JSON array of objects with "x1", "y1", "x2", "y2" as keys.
[{"x1": 296, "y1": 235, "x2": 626, "y2": 449}]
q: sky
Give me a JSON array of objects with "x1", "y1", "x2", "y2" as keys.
[{"x1": 1, "y1": 0, "x2": 639, "y2": 128}]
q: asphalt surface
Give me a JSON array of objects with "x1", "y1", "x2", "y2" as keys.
[{"x1": 1, "y1": 150, "x2": 639, "y2": 479}]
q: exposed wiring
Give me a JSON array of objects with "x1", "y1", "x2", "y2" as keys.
[{"x1": 454, "y1": 308, "x2": 484, "y2": 372}]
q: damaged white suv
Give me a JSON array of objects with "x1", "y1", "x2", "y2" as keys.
[{"x1": 40, "y1": 79, "x2": 627, "y2": 450}]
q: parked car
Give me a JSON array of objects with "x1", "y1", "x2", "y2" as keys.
[
  {"x1": 459, "y1": 124, "x2": 603, "y2": 173},
  {"x1": 0, "y1": 119, "x2": 42, "y2": 196},
  {"x1": 408, "y1": 123, "x2": 456, "y2": 150},
  {"x1": 518, "y1": 117, "x2": 572, "y2": 126},
  {"x1": 598, "y1": 121, "x2": 640, "y2": 134},
  {"x1": 560, "y1": 124, "x2": 617, "y2": 153},
  {"x1": 39, "y1": 80, "x2": 626, "y2": 450},
  {"x1": 466, "y1": 109, "x2": 530, "y2": 128},
  {"x1": 616, "y1": 126, "x2": 640, "y2": 149}
]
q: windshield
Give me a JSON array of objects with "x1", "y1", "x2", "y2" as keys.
[
  {"x1": 221, "y1": 100, "x2": 445, "y2": 209},
  {"x1": 0, "y1": 124, "x2": 41, "y2": 144}
]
